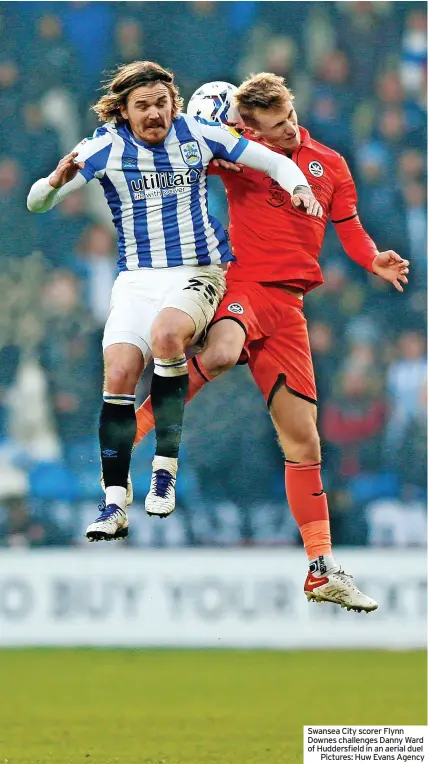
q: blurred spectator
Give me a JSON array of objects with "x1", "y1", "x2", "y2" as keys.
[
  {"x1": 154, "y1": 1, "x2": 239, "y2": 94},
  {"x1": 61, "y1": 2, "x2": 115, "y2": 99},
  {"x1": 306, "y1": 259, "x2": 365, "y2": 336},
  {"x1": 35, "y1": 188, "x2": 93, "y2": 267},
  {"x1": 335, "y1": 2, "x2": 401, "y2": 95},
  {"x1": 263, "y1": 35, "x2": 297, "y2": 82},
  {"x1": 385, "y1": 330, "x2": 427, "y2": 452},
  {"x1": 376, "y1": 107, "x2": 407, "y2": 161},
  {"x1": 356, "y1": 141, "x2": 409, "y2": 255},
  {"x1": 0, "y1": 496, "x2": 71, "y2": 547},
  {"x1": 39, "y1": 270, "x2": 102, "y2": 450},
  {"x1": 376, "y1": 70, "x2": 405, "y2": 109},
  {"x1": 0, "y1": 345, "x2": 20, "y2": 439},
  {"x1": 109, "y1": 17, "x2": 144, "y2": 66},
  {"x1": 23, "y1": 14, "x2": 83, "y2": 151},
  {"x1": 309, "y1": 320, "x2": 338, "y2": 411},
  {"x1": 345, "y1": 341, "x2": 379, "y2": 375},
  {"x1": 398, "y1": 148, "x2": 426, "y2": 183},
  {"x1": 20, "y1": 103, "x2": 61, "y2": 184},
  {"x1": 0, "y1": 59, "x2": 21, "y2": 148},
  {"x1": 75, "y1": 224, "x2": 116, "y2": 329},
  {"x1": 391, "y1": 382, "x2": 427, "y2": 491},
  {"x1": 307, "y1": 50, "x2": 354, "y2": 158},
  {"x1": 0, "y1": 157, "x2": 36, "y2": 257},
  {"x1": 401, "y1": 181, "x2": 427, "y2": 276},
  {"x1": 28, "y1": 14, "x2": 83, "y2": 101},
  {"x1": 400, "y1": 7, "x2": 427, "y2": 98},
  {"x1": 322, "y1": 366, "x2": 386, "y2": 478}
]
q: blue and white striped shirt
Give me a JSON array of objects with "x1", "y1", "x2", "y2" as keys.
[{"x1": 74, "y1": 115, "x2": 248, "y2": 270}]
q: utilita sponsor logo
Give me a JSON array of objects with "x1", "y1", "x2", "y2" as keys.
[{"x1": 131, "y1": 169, "x2": 200, "y2": 199}]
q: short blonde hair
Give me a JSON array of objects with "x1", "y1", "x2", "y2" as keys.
[
  {"x1": 92, "y1": 61, "x2": 183, "y2": 123},
  {"x1": 235, "y1": 72, "x2": 294, "y2": 115}
]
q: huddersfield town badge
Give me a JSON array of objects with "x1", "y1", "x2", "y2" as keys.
[{"x1": 180, "y1": 140, "x2": 202, "y2": 167}]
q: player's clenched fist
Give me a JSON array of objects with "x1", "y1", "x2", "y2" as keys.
[
  {"x1": 49, "y1": 152, "x2": 85, "y2": 189},
  {"x1": 291, "y1": 186, "x2": 323, "y2": 218}
]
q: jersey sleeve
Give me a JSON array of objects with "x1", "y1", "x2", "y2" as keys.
[
  {"x1": 73, "y1": 126, "x2": 113, "y2": 182},
  {"x1": 331, "y1": 156, "x2": 377, "y2": 272},
  {"x1": 330, "y1": 155, "x2": 358, "y2": 223},
  {"x1": 27, "y1": 173, "x2": 87, "y2": 213},
  {"x1": 236, "y1": 141, "x2": 309, "y2": 195},
  {"x1": 197, "y1": 120, "x2": 249, "y2": 163}
]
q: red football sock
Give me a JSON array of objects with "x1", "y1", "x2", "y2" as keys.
[
  {"x1": 134, "y1": 356, "x2": 212, "y2": 446},
  {"x1": 285, "y1": 461, "x2": 332, "y2": 561}
]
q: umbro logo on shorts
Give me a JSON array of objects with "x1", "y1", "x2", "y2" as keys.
[{"x1": 228, "y1": 302, "x2": 244, "y2": 315}]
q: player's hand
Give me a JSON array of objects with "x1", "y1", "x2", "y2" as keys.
[
  {"x1": 49, "y1": 151, "x2": 85, "y2": 189},
  {"x1": 211, "y1": 158, "x2": 243, "y2": 173},
  {"x1": 291, "y1": 187, "x2": 323, "y2": 218},
  {"x1": 372, "y1": 250, "x2": 410, "y2": 292}
]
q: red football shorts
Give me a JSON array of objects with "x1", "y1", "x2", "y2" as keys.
[{"x1": 211, "y1": 282, "x2": 317, "y2": 406}]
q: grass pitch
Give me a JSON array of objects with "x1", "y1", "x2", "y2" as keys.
[{"x1": 0, "y1": 649, "x2": 425, "y2": 764}]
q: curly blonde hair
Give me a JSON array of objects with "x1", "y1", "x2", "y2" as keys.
[
  {"x1": 235, "y1": 72, "x2": 294, "y2": 115},
  {"x1": 92, "y1": 61, "x2": 184, "y2": 123}
]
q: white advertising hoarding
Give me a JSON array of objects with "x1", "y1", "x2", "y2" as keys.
[{"x1": 0, "y1": 548, "x2": 425, "y2": 648}]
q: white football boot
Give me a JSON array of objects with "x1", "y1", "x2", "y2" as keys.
[
  {"x1": 85, "y1": 502, "x2": 129, "y2": 542},
  {"x1": 145, "y1": 456, "x2": 177, "y2": 517},
  {"x1": 304, "y1": 568, "x2": 378, "y2": 613}
]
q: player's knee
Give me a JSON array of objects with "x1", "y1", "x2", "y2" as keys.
[
  {"x1": 300, "y1": 430, "x2": 321, "y2": 462},
  {"x1": 205, "y1": 342, "x2": 240, "y2": 375},
  {"x1": 292, "y1": 428, "x2": 321, "y2": 462},
  {"x1": 279, "y1": 421, "x2": 321, "y2": 463},
  {"x1": 105, "y1": 364, "x2": 139, "y2": 394},
  {"x1": 151, "y1": 325, "x2": 185, "y2": 357}
]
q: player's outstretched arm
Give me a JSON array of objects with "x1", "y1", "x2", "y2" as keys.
[
  {"x1": 235, "y1": 141, "x2": 323, "y2": 218},
  {"x1": 27, "y1": 152, "x2": 87, "y2": 213},
  {"x1": 196, "y1": 119, "x2": 322, "y2": 217},
  {"x1": 331, "y1": 155, "x2": 409, "y2": 290},
  {"x1": 27, "y1": 151, "x2": 86, "y2": 212}
]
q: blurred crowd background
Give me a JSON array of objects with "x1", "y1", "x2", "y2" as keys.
[{"x1": 0, "y1": 1, "x2": 426, "y2": 549}]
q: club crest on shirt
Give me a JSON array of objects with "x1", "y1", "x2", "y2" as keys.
[
  {"x1": 265, "y1": 177, "x2": 287, "y2": 207},
  {"x1": 227, "y1": 303, "x2": 244, "y2": 315},
  {"x1": 308, "y1": 160, "x2": 324, "y2": 177},
  {"x1": 180, "y1": 140, "x2": 202, "y2": 167}
]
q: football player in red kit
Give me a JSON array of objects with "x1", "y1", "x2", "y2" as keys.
[{"x1": 132, "y1": 74, "x2": 409, "y2": 613}]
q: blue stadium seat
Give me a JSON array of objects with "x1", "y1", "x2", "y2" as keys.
[
  {"x1": 348, "y1": 471, "x2": 400, "y2": 504},
  {"x1": 28, "y1": 461, "x2": 79, "y2": 502}
]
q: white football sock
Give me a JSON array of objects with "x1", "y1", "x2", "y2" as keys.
[
  {"x1": 309, "y1": 554, "x2": 339, "y2": 577},
  {"x1": 105, "y1": 486, "x2": 127, "y2": 510}
]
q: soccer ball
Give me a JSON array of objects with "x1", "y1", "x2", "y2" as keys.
[{"x1": 187, "y1": 81, "x2": 241, "y2": 125}]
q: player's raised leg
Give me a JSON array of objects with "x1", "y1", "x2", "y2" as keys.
[
  {"x1": 86, "y1": 343, "x2": 144, "y2": 541},
  {"x1": 145, "y1": 307, "x2": 194, "y2": 517},
  {"x1": 134, "y1": 318, "x2": 246, "y2": 446},
  {"x1": 269, "y1": 385, "x2": 378, "y2": 612}
]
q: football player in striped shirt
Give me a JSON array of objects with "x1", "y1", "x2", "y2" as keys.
[{"x1": 27, "y1": 61, "x2": 321, "y2": 541}]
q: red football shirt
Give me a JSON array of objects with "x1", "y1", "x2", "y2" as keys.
[{"x1": 213, "y1": 126, "x2": 377, "y2": 292}]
